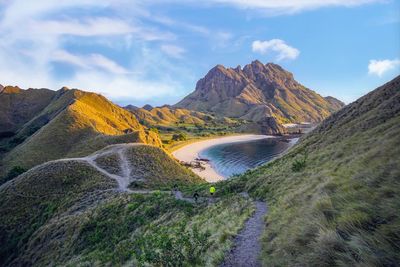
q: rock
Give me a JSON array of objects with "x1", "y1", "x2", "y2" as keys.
[{"x1": 258, "y1": 117, "x2": 287, "y2": 136}]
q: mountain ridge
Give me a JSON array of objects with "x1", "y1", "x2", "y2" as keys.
[
  {"x1": 0, "y1": 86, "x2": 161, "y2": 181},
  {"x1": 175, "y1": 60, "x2": 344, "y2": 123}
]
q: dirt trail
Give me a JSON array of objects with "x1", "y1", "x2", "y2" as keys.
[
  {"x1": 221, "y1": 199, "x2": 268, "y2": 267},
  {"x1": 4, "y1": 144, "x2": 207, "y2": 203},
  {"x1": 49, "y1": 144, "x2": 139, "y2": 192}
]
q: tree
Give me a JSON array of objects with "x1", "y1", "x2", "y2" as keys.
[{"x1": 171, "y1": 132, "x2": 187, "y2": 141}]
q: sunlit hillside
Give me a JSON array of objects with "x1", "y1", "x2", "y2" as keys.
[{"x1": 0, "y1": 87, "x2": 161, "y2": 183}]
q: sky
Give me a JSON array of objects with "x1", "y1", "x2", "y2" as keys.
[{"x1": 0, "y1": 0, "x2": 399, "y2": 107}]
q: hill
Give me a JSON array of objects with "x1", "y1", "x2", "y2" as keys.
[
  {"x1": 0, "y1": 86, "x2": 55, "y2": 134},
  {"x1": 219, "y1": 75, "x2": 400, "y2": 266},
  {"x1": 0, "y1": 144, "x2": 256, "y2": 266},
  {"x1": 0, "y1": 86, "x2": 161, "y2": 182},
  {"x1": 125, "y1": 105, "x2": 214, "y2": 126},
  {"x1": 175, "y1": 60, "x2": 344, "y2": 124}
]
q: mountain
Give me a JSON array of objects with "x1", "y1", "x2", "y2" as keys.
[
  {"x1": 0, "y1": 86, "x2": 161, "y2": 181},
  {"x1": 0, "y1": 86, "x2": 56, "y2": 134},
  {"x1": 324, "y1": 95, "x2": 345, "y2": 110},
  {"x1": 175, "y1": 60, "x2": 344, "y2": 124},
  {"x1": 227, "y1": 76, "x2": 400, "y2": 266},
  {"x1": 142, "y1": 104, "x2": 154, "y2": 111}
]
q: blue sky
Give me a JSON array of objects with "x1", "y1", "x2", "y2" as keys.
[{"x1": 0, "y1": 0, "x2": 399, "y2": 106}]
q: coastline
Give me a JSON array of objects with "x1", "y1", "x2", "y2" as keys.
[{"x1": 172, "y1": 134, "x2": 274, "y2": 183}]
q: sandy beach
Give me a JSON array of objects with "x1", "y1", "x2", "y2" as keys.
[{"x1": 172, "y1": 135, "x2": 272, "y2": 182}]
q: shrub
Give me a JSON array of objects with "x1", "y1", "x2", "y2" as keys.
[
  {"x1": 2, "y1": 166, "x2": 27, "y2": 184},
  {"x1": 171, "y1": 132, "x2": 187, "y2": 141},
  {"x1": 292, "y1": 155, "x2": 307, "y2": 172}
]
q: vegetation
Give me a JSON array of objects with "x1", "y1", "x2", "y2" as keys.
[
  {"x1": 1, "y1": 76, "x2": 398, "y2": 266},
  {"x1": 1, "y1": 165, "x2": 27, "y2": 184},
  {"x1": 220, "y1": 76, "x2": 400, "y2": 266},
  {"x1": 171, "y1": 132, "x2": 188, "y2": 141},
  {"x1": 0, "y1": 158, "x2": 253, "y2": 266},
  {"x1": 125, "y1": 145, "x2": 203, "y2": 188},
  {"x1": 0, "y1": 88, "x2": 161, "y2": 180},
  {"x1": 0, "y1": 160, "x2": 117, "y2": 266},
  {"x1": 291, "y1": 153, "x2": 307, "y2": 172}
]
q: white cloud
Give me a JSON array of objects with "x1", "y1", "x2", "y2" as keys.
[
  {"x1": 90, "y1": 54, "x2": 129, "y2": 74},
  {"x1": 51, "y1": 50, "x2": 130, "y2": 74},
  {"x1": 368, "y1": 59, "x2": 400, "y2": 77},
  {"x1": 252, "y1": 39, "x2": 300, "y2": 61},
  {"x1": 161, "y1": 45, "x2": 186, "y2": 58},
  {"x1": 0, "y1": 0, "x2": 185, "y2": 104},
  {"x1": 30, "y1": 18, "x2": 134, "y2": 36},
  {"x1": 52, "y1": 50, "x2": 89, "y2": 69},
  {"x1": 200, "y1": 0, "x2": 383, "y2": 14}
]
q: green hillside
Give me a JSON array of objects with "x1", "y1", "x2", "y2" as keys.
[
  {"x1": 126, "y1": 105, "x2": 214, "y2": 126},
  {"x1": 218, "y1": 75, "x2": 400, "y2": 266},
  {"x1": 0, "y1": 144, "x2": 254, "y2": 266}
]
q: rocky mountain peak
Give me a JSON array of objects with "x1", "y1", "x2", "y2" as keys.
[{"x1": 175, "y1": 60, "x2": 344, "y2": 124}]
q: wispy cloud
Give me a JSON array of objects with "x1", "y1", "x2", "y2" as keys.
[
  {"x1": 161, "y1": 45, "x2": 186, "y2": 59},
  {"x1": 200, "y1": 0, "x2": 383, "y2": 14},
  {"x1": 252, "y1": 39, "x2": 300, "y2": 61},
  {"x1": 52, "y1": 50, "x2": 130, "y2": 74},
  {"x1": 0, "y1": 1, "x2": 186, "y2": 104},
  {"x1": 368, "y1": 59, "x2": 400, "y2": 77}
]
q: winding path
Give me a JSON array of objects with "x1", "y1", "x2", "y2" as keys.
[
  {"x1": 221, "y1": 197, "x2": 268, "y2": 267},
  {"x1": 4, "y1": 144, "x2": 206, "y2": 203}
]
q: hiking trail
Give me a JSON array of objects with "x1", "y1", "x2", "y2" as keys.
[{"x1": 221, "y1": 194, "x2": 268, "y2": 267}]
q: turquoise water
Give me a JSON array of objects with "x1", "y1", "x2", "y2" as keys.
[{"x1": 199, "y1": 137, "x2": 298, "y2": 178}]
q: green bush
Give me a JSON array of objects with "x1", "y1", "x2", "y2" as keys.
[
  {"x1": 171, "y1": 132, "x2": 188, "y2": 141},
  {"x1": 1, "y1": 166, "x2": 27, "y2": 185},
  {"x1": 291, "y1": 155, "x2": 307, "y2": 172}
]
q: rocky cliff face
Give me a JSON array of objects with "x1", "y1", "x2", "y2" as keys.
[{"x1": 175, "y1": 60, "x2": 344, "y2": 123}]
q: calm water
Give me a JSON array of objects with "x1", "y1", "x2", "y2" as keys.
[{"x1": 199, "y1": 137, "x2": 298, "y2": 178}]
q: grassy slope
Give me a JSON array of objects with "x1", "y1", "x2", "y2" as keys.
[
  {"x1": 0, "y1": 143, "x2": 253, "y2": 266},
  {"x1": 124, "y1": 145, "x2": 202, "y2": 188},
  {"x1": 221, "y1": 76, "x2": 400, "y2": 266},
  {"x1": 0, "y1": 86, "x2": 56, "y2": 132},
  {"x1": 0, "y1": 160, "x2": 117, "y2": 265},
  {"x1": 0, "y1": 89, "x2": 161, "y2": 179},
  {"x1": 92, "y1": 144, "x2": 203, "y2": 188},
  {"x1": 128, "y1": 106, "x2": 213, "y2": 126}
]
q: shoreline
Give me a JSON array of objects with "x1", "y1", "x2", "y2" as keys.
[{"x1": 172, "y1": 134, "x2": 274, "y2": 183}]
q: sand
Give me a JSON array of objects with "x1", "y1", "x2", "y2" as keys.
[{"x1": 172, "y1": 135, "x2": 272, "y2": 183}]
